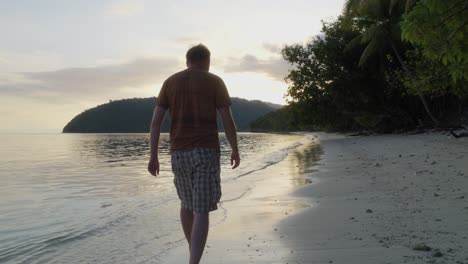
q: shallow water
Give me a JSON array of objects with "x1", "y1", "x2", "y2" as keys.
[{"x1": 0, "y1": 132, "x2": 303, "y2": 263}]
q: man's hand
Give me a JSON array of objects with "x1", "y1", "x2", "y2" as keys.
[
  {"x1": 147, "y1": 157, "x2": 160, "y2": 176},
  {"x1": 231, "y1": 150, "x2": 240, "y2": 169},
  {"x1": 218, "y1": 106, "x2": 240, "y2": 169},
  {"x1": 148, "y1": 105, "x2": 166, "y2": 177}
]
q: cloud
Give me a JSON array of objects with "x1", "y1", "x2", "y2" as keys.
[
  {"x1": 107, "y1": 0, "x2": 145, "y2": 17},
  {"x1": 0, "y1": 51, "x2": 63, "y2": 84},
  {"x1": 174, "y1": 36, "x2": 201, "y2": 45},
  {"x1": 0, "y1": 57, "x2": 181, "y2": 102},
  {"x1": 223, "y1": 54, "x2": 290, "y2": 82},
  {"x1": 262, "y1": 43, "x2": 283, "y2": 54}
]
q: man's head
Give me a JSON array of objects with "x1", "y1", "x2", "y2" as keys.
[{"x1": 186, "y1": 44, "x2": 210, "y2": 71}]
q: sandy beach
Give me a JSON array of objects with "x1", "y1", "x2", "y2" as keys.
[{"x1": 164, "y1": 132, "x2": 468, "y2": 264}]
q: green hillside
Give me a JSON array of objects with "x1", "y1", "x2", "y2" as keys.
[
  {"x1": 250, "y1": 106, "x2": 297, "y2": 132},
  {"x1": 62, "y1": 97, "x2": 281, "y2": 133}
]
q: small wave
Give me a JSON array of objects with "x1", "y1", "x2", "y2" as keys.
[
  {"x1": 0, "y1": 198, "x2": 175, "y2": 263},
  {"x1": 233, "y1": 161, "x2": 279, "y2": 179},
  {"x1": 227, "y1": 141, "x2": 303, "y2": 182},
  {"x1": 220, "y1": 188, "x2": 252, "y2": 203},
  {"x1": 0, "y1": 213, "x2": 133, "y2": 263}
]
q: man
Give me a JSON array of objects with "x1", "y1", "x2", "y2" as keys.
[{"x1": 147, "y1": 44, "x2": 240, "y2": 264}]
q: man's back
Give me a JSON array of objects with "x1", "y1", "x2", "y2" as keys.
[
  {"x1": 157, "y1": 68, "x2": 231, "y2": 152},
  {"x1": 148, "y1": 44, "x2": 239, "y2": 264}
]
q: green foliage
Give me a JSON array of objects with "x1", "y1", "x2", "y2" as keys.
[
  {"x1": 280, "y1": 18, "x2": 417, "y2": 131},
  {"x1": 395, "y1": 49, "x2": 468, "y2": 97},
  {"x1": 253, "y1": 8, "x2": 468, "y2": 132},
  {"x1": 402, "y1": 0, "x2": 468, "y2": 80},
  {"x1": 249, "y1": 0, "x2": 468, "y2": 132},
  {"x1": 62, "y1": 97, "x2": 280, "y2": 133},
  {"x1": 250, "y1": 106, "x2": 297, "y2": 132},
  {"x1": 343, "y1": 0, "x2": 406, "y2": 67}
]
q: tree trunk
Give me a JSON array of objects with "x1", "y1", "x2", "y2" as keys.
[{"x1": 390, "y1": 41, "x2": 440, "y2": 127}]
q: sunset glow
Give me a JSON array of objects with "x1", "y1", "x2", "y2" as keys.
[{"x1": 0, "y1": 0, "x2": 345, "y2": 132}]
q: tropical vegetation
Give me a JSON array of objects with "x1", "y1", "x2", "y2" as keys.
[{"x1": 253, "y1": 0, "x2": 467, "y2": 132}]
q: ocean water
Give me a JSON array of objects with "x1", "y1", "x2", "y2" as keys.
[{"x1": 0, "y1": 132, "x2": 304, "y2": 263}]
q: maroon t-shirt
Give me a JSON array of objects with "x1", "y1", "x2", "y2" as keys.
[{"x1": 157, "y1": 68, "x2": 231, "y2": 152}]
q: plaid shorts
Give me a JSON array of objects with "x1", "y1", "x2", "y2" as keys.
[{"x1": 171, "y1": 148, "x2": 222, "y2": 213}]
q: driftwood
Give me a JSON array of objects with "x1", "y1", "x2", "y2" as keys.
[{"x1": 450, "y1": 125, "x2": 468, "y2": 138}]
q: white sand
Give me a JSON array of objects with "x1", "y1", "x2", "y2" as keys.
[{"x1": 163, "y1": 133, "x2": 468, "y2": 264}]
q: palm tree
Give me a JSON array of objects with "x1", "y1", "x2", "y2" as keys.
[{"x1": 343, "y1": 0, "x2": 440, "y2": 126}]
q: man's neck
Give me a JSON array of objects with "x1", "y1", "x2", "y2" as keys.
[{"x1": 188, "y1": 65, "x2": 209, "y2": 71}]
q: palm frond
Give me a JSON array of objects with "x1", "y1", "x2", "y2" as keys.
[
  {"x1": 361, "y1": 24, "x2": 380, "y2": 43},
  {"x1": 344, "y1": 0, "x2": 363, "y2": 16},
  {"x1": 345, "y1": 35, "x2": 364, "y2": 52},
  {"x1": 363, "y1": 24, "x2": 389, "y2": 45},
  {"x1": 345, "y1": 0, "x2": 395, "y2": 20},
  {"x1": 359, "y1": 38, "x2": 380, "y2": 66},
  {"x1": 342, "y1": 0, "x2": 363, "y2": 28}
]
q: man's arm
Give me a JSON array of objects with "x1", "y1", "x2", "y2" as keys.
[
  {"x1": 218, "y1": 106, "x2": 240, "y2": 169},
  {"x1": 148, "y1": 105, "x2": 167, "y2": 176}
]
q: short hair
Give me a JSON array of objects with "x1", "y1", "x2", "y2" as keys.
[{"x1": 186, "y1": 44, "x2": 211, "y2": 64}]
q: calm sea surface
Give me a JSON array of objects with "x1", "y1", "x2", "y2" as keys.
[{"x1": 0, "y1": 133, "x2": 303, "y2": 263}]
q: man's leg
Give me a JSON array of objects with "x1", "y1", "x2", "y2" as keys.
[
  {"x1": 189, "y1": 212, "x2": 209, "y2": 264},
  {"x1": 180, "y1": 207, "x2": 194, "y2": 250}
]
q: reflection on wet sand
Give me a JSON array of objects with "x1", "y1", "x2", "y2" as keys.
[{"x1": 288, "y1": 141, "x2": 323, "y2": 187}]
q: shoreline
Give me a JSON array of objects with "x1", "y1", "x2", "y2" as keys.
[
  {"x1": 163, "y1": 133, "x2": 321, "y2": 263},
  {"x1": 282, "y1": 132, "x2": 468, "y2": 264},
  {"x1": 163, "y1": 132, "x2": 468, "y2": 264}
]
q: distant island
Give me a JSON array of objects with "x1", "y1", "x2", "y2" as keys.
[{"x1": 62, "y1": 97, "x2": 282, "y2": 133}]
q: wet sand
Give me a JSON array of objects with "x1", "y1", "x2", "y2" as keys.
[{"x1": 163, "y1": 133, "x2": 468, "y2": 264}]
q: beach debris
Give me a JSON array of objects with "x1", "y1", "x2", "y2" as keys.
[
  {"x1": 101, "y1": 203, "x2": 112, "y2": 208},
  {"x1": 374, "y1": 162, "x2": 381, "y2": 167},
  {"x1": 412, "y1": 244, "x2": 432, "y2": 251},
  {"x1": 366, "y1": 209, "x2": 373, "y2": 213},
  {"x1": 453, "y1": 195, "x2": 465, "y2": 200},
  {"x1": 433, "y1": 193, "x2": 440, "y2": 197},
  {"x1": 432, "y1": 250, "x2": 443, "y2": 258},
  {"x1": 449, "y1": 126, "x2": 468, "y2": 138}
]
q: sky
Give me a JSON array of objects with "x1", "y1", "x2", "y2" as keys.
[{"x1": 0, "y1": 0, "x2": 345, "y2": 133}]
